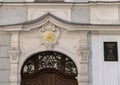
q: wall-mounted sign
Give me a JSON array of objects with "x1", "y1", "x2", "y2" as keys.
[{"x1": 104, "y1": 42, "x2": 118, "y2": 61}]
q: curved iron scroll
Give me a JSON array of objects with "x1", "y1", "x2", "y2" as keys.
[{"x1": 21, "y1": 51, "x2": 77, "y2": 76}]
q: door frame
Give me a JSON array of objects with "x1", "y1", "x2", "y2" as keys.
[{"x1": 18, "y1": 47, "x2": 80, "y2": 85}]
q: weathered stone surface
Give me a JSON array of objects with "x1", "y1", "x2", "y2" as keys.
[
  {"x1": 0, "y1": 58, "x2": 10, "y2": 69},
  {"x1": 0, "y1": 33, "x2": 10, "y2": 46},
  {"x1": 0, "y1": 33, "x2": 10, "y2": 58},
  {"x1": 71, "y1": 7, "x2": 90, "y2": 23},
  {"x1": 0, "y1": 70, "x2": 9, "y2": 82},
  {"x1": 0, "y1": 83, "x2": 9, "y2": 85},
  {"x1": 0, "y1": 7, "x2": 27, "y2": 25}
]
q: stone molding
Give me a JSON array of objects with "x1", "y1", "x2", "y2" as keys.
[
  {"x1": 0, "y1": 13, "x2": 120, "y2": 33},
  {"x1": 1, "y1": 2, "x2": 120, "y2": 6}
]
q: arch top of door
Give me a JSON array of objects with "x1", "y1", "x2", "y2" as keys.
[{"x1": 21, "y1": 51, "x2": 78, "y2": 78}]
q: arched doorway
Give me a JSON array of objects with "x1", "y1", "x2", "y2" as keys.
[{"x1": 21, "y1": 51, "x2": 78, "y2": 85}]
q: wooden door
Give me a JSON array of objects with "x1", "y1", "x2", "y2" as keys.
[
  {"x1": 21, "y1": 51, "x2": 78, "y2": 85},
  {"x1": 21, "y1": 69, "x2": 77, "y2": 85}
]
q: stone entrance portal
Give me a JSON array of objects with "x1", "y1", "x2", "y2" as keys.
[
  {"x1": 6, "y1": 13, "x2": 89, "y2": 85},
  {"x1": 21, "y1": 51, "x2": 78, "y2": 85}
]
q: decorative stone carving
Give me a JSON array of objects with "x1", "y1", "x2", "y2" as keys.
[
  {"x1": 79, "y1": 47, "x2": 89, "y2": 61},
  {"x1": 9, "y1": 47, "x2": 20, "y2": 85},
  {"x1": 76, "y1": 42, "x2": 89, "y2": 61},
  {"x1": 9, "y1": 47, "x2": 20, "y2": 63},
  {"x1": 75, "y1": 32, "x2": 89, "y2": 62},
  {"x1": 75, "y1": 32, "x2": 89, "y2": 85},
  {"x1": 39, "y1": 21, "x2": 60, "y2": 49}
]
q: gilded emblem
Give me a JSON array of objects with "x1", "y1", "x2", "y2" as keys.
[
  {"x1": 43, "y1": 31, "x2": 55, "y2": 43},
  {"x1": 39, "y1": 21, "x2": 60, "y2": 49}
]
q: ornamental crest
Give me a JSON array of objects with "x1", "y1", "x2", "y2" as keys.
[{"x1": 39, "y1": 21, "x2": 60, "y2": 49}]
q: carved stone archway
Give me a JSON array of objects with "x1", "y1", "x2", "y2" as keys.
[
  {"x1": 5, "y1": 13, "x2": 90, "y2": 85},
  {"x1": 21, "y1": 51, "x2": 78, "y2": 85}
]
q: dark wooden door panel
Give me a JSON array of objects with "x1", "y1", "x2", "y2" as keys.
[
  {"x1": 55, "y1": 73, "x2": 77, "y2": 85},
  {"x1": 21, "y1": 72, "x2": 77, "y2": 85},
  {"x1": 21, "y1": 73, "x2": 49, "y2": 85}
]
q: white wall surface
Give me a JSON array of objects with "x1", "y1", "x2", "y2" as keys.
[
  {"x1": 91, "y1": 6, "x2": 120, "y2": 24},
  {"x1": 92, "y1": 32, "x2": 120, "y2": 85}
]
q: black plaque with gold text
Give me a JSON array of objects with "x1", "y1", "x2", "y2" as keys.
[{"x1": 104, "y1": 42, "x2": 118, "y2": 61}]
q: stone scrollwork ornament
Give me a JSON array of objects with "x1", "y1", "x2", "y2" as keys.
[
  {"x1": 79, "y1": 47, "x2": 89, "y2": 61},
  {"x1": 8, "y1": 47, "x2": 20, "y2": 63},
  {"x1": 75, "y1": 41, "x2": 89, "y2": 62},
  {"x1": 39, "y1": 21, "x2": 60, "y2": 49},
  {"x1": 76, "y1": 46, "x2": 89, "y2": 62}
]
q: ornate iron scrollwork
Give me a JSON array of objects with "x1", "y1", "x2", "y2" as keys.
[{"x1": 22, "y1": 51, "x2": 77, "y2": 75}]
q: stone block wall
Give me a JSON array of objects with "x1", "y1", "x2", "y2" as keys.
[
  {"x1": 71, "y1": 6, "x2": 90, "y2": 23},
  {"x1": 0, "y1": 32, "x2": 11, "y2": 85},
  {"x1": 0, "y1": 7, "x2": 27, "y2": 26}
]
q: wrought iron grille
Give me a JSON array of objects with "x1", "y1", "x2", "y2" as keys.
[{"x1": 21, "y1": 51, "x2": 77, "y2": 75}]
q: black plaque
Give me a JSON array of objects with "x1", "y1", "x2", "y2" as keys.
[{"x1": 104, "y1": 42, "x2": 118, "y2": 61}]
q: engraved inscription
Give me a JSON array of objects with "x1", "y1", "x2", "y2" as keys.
[{"x1": 104, "y1": 42, "x2": 118, "y2": 61}]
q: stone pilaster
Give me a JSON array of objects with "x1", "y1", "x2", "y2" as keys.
[
  {"x1": 8, "y1": 32, "x2": 20, "y2": 85},
  {"x1": 77, "y1": 31, "x2": 89, "y2": 85}
]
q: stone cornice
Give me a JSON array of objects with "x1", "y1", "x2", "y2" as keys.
[
  {"x1": 1, "y1": 2, "x2": 120, "y2": 7},
  {"x1": 0, "y1": 13, "x2": 120, "y2": 32}
]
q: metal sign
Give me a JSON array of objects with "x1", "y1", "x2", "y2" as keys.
[{"x1": 104, "y1": 42, "x2": 118, "y2": 61}]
